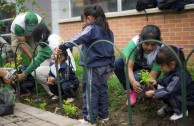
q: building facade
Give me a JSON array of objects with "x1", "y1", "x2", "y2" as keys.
[
  {"x1": 58, "y1": 1, "x2": 194, "y2": 61},
  {"x1": 1, "y1": 0, "x2": 194, "y2": 60}
]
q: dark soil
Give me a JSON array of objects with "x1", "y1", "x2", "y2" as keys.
[{"x1": 19, "y1": 86, "x2": 194, "y2": 126}]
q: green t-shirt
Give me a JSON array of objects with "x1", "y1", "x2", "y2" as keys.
[{"x1": 122, "y1": 35, "x2": 161, "y2": 71}]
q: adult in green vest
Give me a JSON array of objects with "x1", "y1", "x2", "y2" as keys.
[{"x1": 10, "y1": 12, "x2": 54, "y2": 96}]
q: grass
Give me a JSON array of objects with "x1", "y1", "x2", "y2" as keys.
[{"x1": 108, "y1": 74, "x2": 126, "y2": 111}]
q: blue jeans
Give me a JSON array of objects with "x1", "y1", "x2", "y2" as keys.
[
  {"x1": 82, "y1": 65, "x2": 113, "y2": 124},
  {"x1": 114, "y1": 57, "x2": 149, "y2": 90}
]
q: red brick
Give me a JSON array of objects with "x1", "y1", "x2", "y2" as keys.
[{"x1": 59, "y1": 11, "x2": 194, "y2": 57}]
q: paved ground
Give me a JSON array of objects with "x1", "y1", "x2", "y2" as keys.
[{"x1": 0, "y1": 103, "x2": 92, "y2": 126}]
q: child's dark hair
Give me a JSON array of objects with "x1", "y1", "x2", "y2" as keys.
[
  {"x1": 156, "y1": 45, "x2": 185, "y2": 66},
  {"x1": 6, "y1": 50, "x2": 15, "y2": 61},
  {"x1": 32, "y1": 24, "x2": 50, "y2": 46},
  {"x1": 61, "y1": 50, "x2": 68, "y2": 60},
  {"x1": 136, "y1": 25, "x2": 161, "y2": 65},
  {"x1": 81, "y1": 5, "x2": 110, "y2": 35}
]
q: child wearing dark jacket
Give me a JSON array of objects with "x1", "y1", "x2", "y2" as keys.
[
  {"x1": 56, "y1": 5, "x2": 114, "y2": 125},
  {"x1": 146, "y1": 45, "x2": 194, "y2": 121},
  {"x1": 47, "y1": 50, "x2": 79, "y2": 102}
]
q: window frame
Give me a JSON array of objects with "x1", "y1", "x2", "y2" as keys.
[
  {"x1": 68, "y1": 0, "x2": 126, "y2": 18},
  {"x1": 59, "y1": 4, "x2": 194, "y2": 23}
]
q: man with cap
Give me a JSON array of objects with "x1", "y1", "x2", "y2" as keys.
[
  {"x1": 10, "y1": 12, "x2": 55, "y2": 97},
  {"x1": 10, "y1": 12, "x2": 45, "y2": 59}
]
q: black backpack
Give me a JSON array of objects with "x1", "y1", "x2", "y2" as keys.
[
  {"x1": 185, "y1": 0, "x2": 194, "y2": 4},
  {"x1": 157, "y1": 0, "x2": 186, "y2": 11},
  {"x1": 136, "y1": 0, "x2": 157, "y2": 11}
]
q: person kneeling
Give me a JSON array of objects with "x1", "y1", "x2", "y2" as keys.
[{"x1": 47, "y1": 50, "x2": 79, "y2": 102}]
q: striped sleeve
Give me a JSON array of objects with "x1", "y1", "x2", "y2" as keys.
[
  {"x1": 60, "y1": 26, "x2": 92, "y2": 50},
  {"x1": 155, "y1": 76, "x2": 180, "y2": 100}
]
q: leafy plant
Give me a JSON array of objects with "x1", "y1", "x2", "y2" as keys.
[
  {"x1": 24, "y1": 98, "x2": 33, "y2": 104},
  {"x1": 39, "y1": 102, "x2": 46, "y2": 110},
  {"x1": 138, "y1": 69, "x2": 152, "y2": 87},
  {"x1": 4, "y1": 54, "x2": 22, "y2": 71},
  {"x1": 62, "y1": 100, "x2": 78, "y2": 118}
]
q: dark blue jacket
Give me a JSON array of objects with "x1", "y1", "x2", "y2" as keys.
[
  {"x1": 48, "y1": 61, "x2": 79, "y2": 86},
  {"x1": 60, "y1": 25, "x2": 115, "y2": 68},
  {"x1": 155, "y1": 66, "x2": 194, "y2": 105}
]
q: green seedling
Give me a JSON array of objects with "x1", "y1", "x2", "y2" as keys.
[
  {"x1": 39, "y1": 102, "x2": 46, "y2": 110},
  {"x1": 138, "y1": 69, "x2": 152, "y2": 87},
  {"x1": 24, "y1": 98, "x2": 33, "y2": 103},
  {"x1": 138, "y1": 69, "x2": 154, "y2": 99},
  {"x1": 62, "y1": 100, "x2": 78, "y2": 118}
]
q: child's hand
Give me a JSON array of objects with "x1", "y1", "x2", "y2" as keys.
[
  {"x1": 56, "y1": 47, "x2": 63, "y2": 55},
  {"x1": 48, "y1": 77, "x2": 55, "y2": 85},
  {"x1": 145, "y1": 90, "x2": 155, "y2": 97},
  {"x1": 17, "y1": 72, "x2": 26, "y2": 81},
  {"x1": 150, "y1": 80, "x2": 157, "y2": 86}
]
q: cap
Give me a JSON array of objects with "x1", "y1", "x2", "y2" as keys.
[
  {"x1": 24, "y1": 12, "x2": 38, "y2": 35},
  {"x1": 0, "y1": 20, "x2": 6, "y2": 28}
]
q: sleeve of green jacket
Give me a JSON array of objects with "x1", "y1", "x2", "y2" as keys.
[{"x1": 24, "y1": 45, "x2": 52, "y2": 75}]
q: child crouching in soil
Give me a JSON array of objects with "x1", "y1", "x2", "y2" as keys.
[
  {"x1": 145, "y1": 45, "x2": 194, "y2": 121},
  {"x1": 47, "y1": 49, "x2": 79, "y2": 102}
]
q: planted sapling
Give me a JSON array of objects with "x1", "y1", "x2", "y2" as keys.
[
  {"x1": 138, "y1": 69, "x2": 152, "y2": 87},
  {"x1": 138, "y1": 69, "x2": 154, "y2": 99}
]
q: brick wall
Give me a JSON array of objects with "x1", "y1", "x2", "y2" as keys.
[{"x1": 59, "y1": 9, "x2": 194, "y2": 60}]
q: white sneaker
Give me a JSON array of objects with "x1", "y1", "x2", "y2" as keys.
[
  {"x1": 67, "y1": 98, "x2": 74, "y2": 103},
  {"x1": 157, "y1": 105, "x2": 172, "y2": 116},
  {"x1": 101, "y1": 117, "x2": 109, "y2": 124},
  {"x1": 79, "y1": 119, "x2": 97, "y2": 126},
  {"x1": 79, "y1": 119, "x2": 90, "y2": 124},
  {"x1": 170, "y1": 111, "x2": 188, "y2": 121},
  {"x1": 51, "y1": 95, "x2": 58, "y2": 100}
]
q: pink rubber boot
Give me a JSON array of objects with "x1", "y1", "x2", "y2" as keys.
[{"x1": 126, "y1": 89, "x2": 139, "y2": 106}]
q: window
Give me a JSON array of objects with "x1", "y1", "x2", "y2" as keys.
[
  {"x1": 70, "y1": 0, "x2": 137, "y2": 17},
  {"x1": 122, "y1": 0, "x2": 136, "y2": 11}
]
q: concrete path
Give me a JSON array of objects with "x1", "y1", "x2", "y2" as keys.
[{"x1": 0, "y1": 103, "x2": 92, "y2": 126}]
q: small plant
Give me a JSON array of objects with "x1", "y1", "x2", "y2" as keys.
[
  {"x1": 39, "y1": 102, "x2": 46, "y2": 110},
  {"x1": 138, "y1": 69, "x2": 152, "y2": 87},
  {"x1": 138, "y1": 69, "x2": 153, "y2": 99},
  {"x1": 24, "y1": 98, "x2": 33, "y2": 104},
  {"x1": 62, "y1": 100, "x2": 78, "y2": 118},
  {"x1": 4, "y1": 54, "x2": 22, "y2": 71}
]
